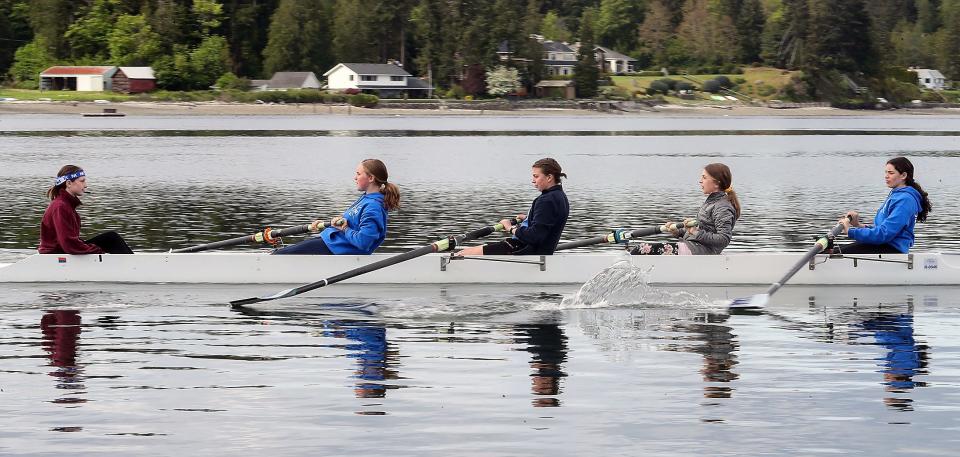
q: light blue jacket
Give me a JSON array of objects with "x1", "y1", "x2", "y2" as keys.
[
  {"x1": 320, "y1": 192, "x2": 388, "y2": 255},
  {"x1": 848, "y1": 186, "x2": 922, "y2": 253}
]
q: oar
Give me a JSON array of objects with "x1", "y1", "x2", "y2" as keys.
[
  {"x1": 230, "y1": 219, "x2": 514, "y2": 307},
  {"x1": 554, "y1": 220, "x2": 696, "y2": 251},
  {"x1": 727, "y1": 222, "x2": 845, "y2": 310},
  {"x1": 172, "y1": 220, "x2": 332, "y2": 253}
]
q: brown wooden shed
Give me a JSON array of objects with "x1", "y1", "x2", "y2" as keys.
[{"x1": 111, "y1": 67, "x2": 156, "y2": 93}]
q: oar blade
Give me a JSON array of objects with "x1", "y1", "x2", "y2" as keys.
[
  {"x1": 727, "y1": 293, "x2": 769, "y2": 310},
  {"x1": 231, "y1": 287, "x2": 298, "y2": 307}
]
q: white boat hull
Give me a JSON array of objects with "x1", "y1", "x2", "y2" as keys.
[{"x1": 0, "y1": 252, "x2": 957, "y2": 285}]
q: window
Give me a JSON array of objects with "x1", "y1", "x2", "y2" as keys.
[
  {"x1": 562, "y1": 68, "x2": 569, "y2": 75},
  {"x1": 925, "y1": 78, "x2": 931, "y2": 83},
  {"x1": 349, "y1": 74, "x2": 354, "y2": 81},
  {"x1": 361, "y1": 75, "x2": 377, "y2": 81},
  {"x1": 391, "y1": 76, "x2": 404, "y2": 82}
]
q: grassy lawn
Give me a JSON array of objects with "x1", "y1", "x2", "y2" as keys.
[
  {"x1": 0, "y1": 88, "x2": 136, "y2": 102},
  {"x1": 611, "y1": 67, "x2": 800, "y2": 101}
]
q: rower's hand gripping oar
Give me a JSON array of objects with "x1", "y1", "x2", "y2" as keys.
[
  {"x1": 230, "y1": 219, "x2": 517, "y2": 307},
  {"x1": 172, "y1": 220, "x2": 333, "y2": 253},
  {"x1": 727, "y1": 221, "x2": 846, "y2": 310},
  {"x1": 554, "y1": 220, "x2": 697, "y2": 251}
]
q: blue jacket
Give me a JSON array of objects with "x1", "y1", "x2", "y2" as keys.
[
  {"x1": 514, "y1": 185, "x2": 569, "y2": 255},
  {"x1": 321, "y1": 192, "x2": 388, "y2": 254},
  {"x1": 849, "y1": 186, "x2": 922, "y2": 253}
]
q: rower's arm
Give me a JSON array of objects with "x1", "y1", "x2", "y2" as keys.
[
  {"x1": 849, "y1": 200, "x2": 911, "y2": 245},
  {"x1": 514, "y1": 199, "x2": 562, "y2": 246},
  {"x1": 341, "y1": 209, "x2": 386, "y2": 254}
]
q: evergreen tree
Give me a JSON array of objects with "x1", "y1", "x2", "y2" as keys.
[
  {"x1": 777, "y1": 0, "x2": 809, "y2": 69},
  {"x1": 638, "y1": 0, "x2": 674, "y2": 67},
  {"x1": 541, "y1": 10, "x2": 572, "y2": 42},
  {"x1": 941, "y1": 0, "x2": 960, "y2": 79},
  {"x1": 735, "y1": 0, "x2": 765, "y2": 63},
  {"x1": 574, "y1": 8, "x2": 599, "y2": 97},
  {"x1": 263, "y1": 0, "x2": 334, "y2": 77},
  {"x1": 596, "y1": 0, "x2": 645, "y2": 52},
  {"x1": 807, "y1": 0, "x2": 876, "y2": 75}
]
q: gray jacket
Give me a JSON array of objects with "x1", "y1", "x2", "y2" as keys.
[{"x1": 680, "y1": 192, "x2": 736, "y2": 255}]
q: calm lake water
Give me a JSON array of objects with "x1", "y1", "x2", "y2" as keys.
[{"x1": 2, "y1": 114, "x2": 960, "y2": 456}]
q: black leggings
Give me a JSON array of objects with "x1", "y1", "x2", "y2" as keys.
[
  {"x1": 834, "y1": 242, "x2": 903, "y2": 255},
  {"x1": 85, "y1": 231, "x2": 134, "y2": 254}
]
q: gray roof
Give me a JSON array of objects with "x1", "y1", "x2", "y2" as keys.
[
  {"x1": 341, "y1": 63, "x2": 411, "y2": 76},
  {"x1": 542, "y1": 41, "x2": 574, "y2": 52},
  {"x1": 118, "y1": 66, "x2": 155, "y2": 79},
  {"x1": 596, "y1": 46, "x2": 636, "y2": 61},
  {"x1": 267, "y1": 72, "x2": 318, "y2": 88}
]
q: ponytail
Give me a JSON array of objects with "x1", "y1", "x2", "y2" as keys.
[
  {"x1": 725, "y1": 188, "x2": 742, "y2": 220},
  {"x1": 381, "y1": 182, "x2": 401, "y2": 211},
  {"x1": 361, "y1": 158, "x2": 401, "y2": 211},
  {"x1": 908, "y1": 178, "x2": 931, "y2": 223},
  {"x1": 888, "y1": 157, "x2": 932, "y2": 223}
]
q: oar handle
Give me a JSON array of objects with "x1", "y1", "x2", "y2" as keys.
[
  {"x1": 173, "y1": 221, "x2": 332, "y2": 253},
  {"x1": 554, "y1": 220, "x2": 697, "y2": 251}
]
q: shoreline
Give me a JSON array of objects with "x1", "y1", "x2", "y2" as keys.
[{"x1": 2, "y1": 100, "x2": 960, "y2": 117}]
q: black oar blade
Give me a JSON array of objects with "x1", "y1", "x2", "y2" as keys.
[{"x1": 230, "y1": 287, "x2": 300, "y2": 307}]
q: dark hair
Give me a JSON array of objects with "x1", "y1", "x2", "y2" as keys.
[
  {"x1": 361, "y1": 159, "x2": 400, "y2": 211},
  {"x1": 887, "y1": 157, "x2": 931, "y2": 223},
  {"x1": 47, "y1": 164, "x2": 83, "y2": 200},
  {"x1": 704, "y1": 163, "x2": 741, "y2": 220},
  {"x1": 532, "y1": 158, "x2": 567, "y2": 184}
]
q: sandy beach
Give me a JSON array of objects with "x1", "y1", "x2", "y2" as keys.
[{"x1": 2, "y1": 100, "x2": 960, "y2": 117}]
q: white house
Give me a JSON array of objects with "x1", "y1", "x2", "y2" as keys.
[
  {"x1": 541, "y1": 41, "x2": 578, "y2": 77},
  {"x1": 913, "y1": 68, "x2": 947, "y2": 90},
  {"x1": 323, "y1": 63, "x2": 432, "y2": 98},
  {"x1": 40, "y1": 66, "x2": 117, "y2": 91}
]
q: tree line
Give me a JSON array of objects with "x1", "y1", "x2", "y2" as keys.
[{"x1": 1, "y1": 0, "x2": 958, "y2": 96}]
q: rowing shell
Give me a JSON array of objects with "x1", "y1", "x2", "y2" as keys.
[{"x1": 0, "y1": 252, "x2": 957, "y2": 285}]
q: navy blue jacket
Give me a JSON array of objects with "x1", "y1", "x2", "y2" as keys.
[{"x1": 514, "y1": 185, "x2": 569, "y2": 255}]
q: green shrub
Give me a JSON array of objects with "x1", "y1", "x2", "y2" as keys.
[
  {"x1": 714, "y1": 76, "x2": 733, "y2": 89},
  {"x1": 676, "y1": 81, "x2": 694, "y2": 91},
  {"x1": 703, "y1": 80, "x2": 722, "y2": 93},
  {"x1": 655, "y1": 78, "x2": 678, "y2": 90},
  {"x1": 648, "y1": 80, "x2": 670, "y2": 95},
  {"x1": 349, "y1": 93, "x2": 379, "y2": 108},
  {"x1": 215, "y1": 72, "x2": 251, "y2": 91},
  {"x1": 445, "y1": 85, "x2": 466, "y2": 99},
  {"x1": 734, "y1": 77, "x2": 747, "y2": 85}
]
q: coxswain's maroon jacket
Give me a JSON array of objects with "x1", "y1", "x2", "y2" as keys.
[{"x1": 38, "y1": 192, "x2": 104, "y2": 254}]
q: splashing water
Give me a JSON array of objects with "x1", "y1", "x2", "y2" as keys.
[{"x1": 553, "y1": 260, "x2": 715, "y2": 310}]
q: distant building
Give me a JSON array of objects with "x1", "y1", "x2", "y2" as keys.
[
  {"x1": 40, "y1": 66, "x2": 117, "y2": 91},
  {"x1": 541, "y1": 41, "x2": 578, "y2": 77},
  {"x1": 913, "y1": 68, "x2": 947, "y2": 90},
  {"x1": 250, "y1": 72, "x2": 322, "y2": 91},
  {"x1": 323, "y1": 63, "x2": 433, "y2": 98},
  {"x1": 498, "y1": 37, "x2": 636, "y2": 77},
  {"x1": 535, "y1": 80, "x2": 576, "y2": 99},
  {"x1": 111, "y1": 67, "x2": 156, "y2": 93}
]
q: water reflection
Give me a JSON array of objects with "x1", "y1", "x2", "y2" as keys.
[
  {"x1": 320, "y1": 320, "x2": 400, "y2": 402},
  {"x1": 666, "y1": 313, "x2": 739, "y2": 400},
  {"x1": 40, "y1": 310, "x2": 86, "y2": 405},
  {"x1": 846, "y1": 300, "x2": 930, "y2": 412},
  {"x1": 516, "y1": 320, "x2": 568, "y2": 408},
  {"x1": 769, "y1": 295, "x2": 930, "y2": 412}
]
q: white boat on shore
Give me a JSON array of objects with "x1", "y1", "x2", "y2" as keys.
[{"x1": 0, "y1": 252, "x2": 956, "y2": 286}]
